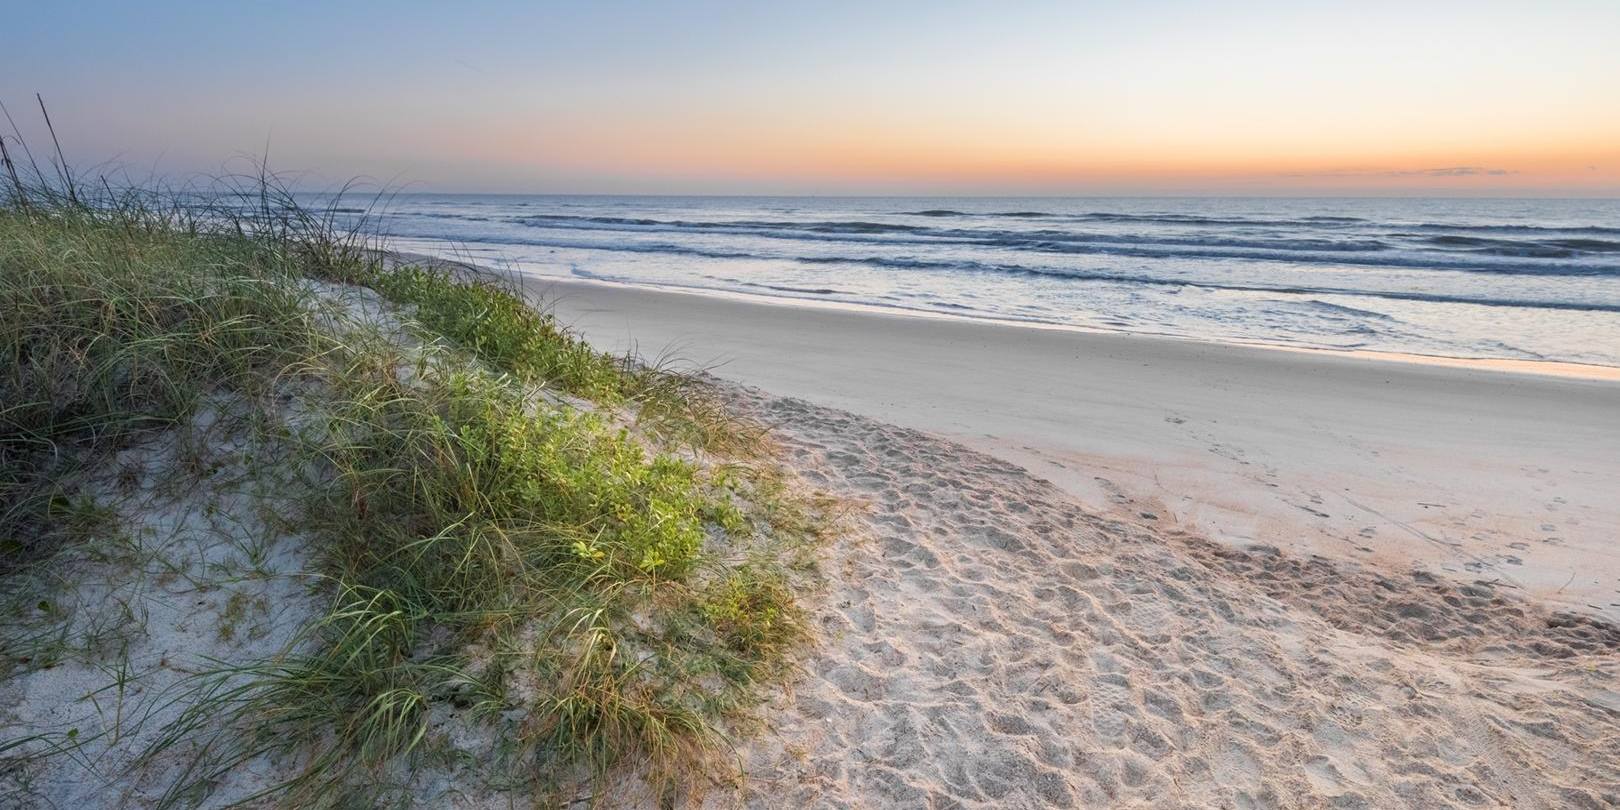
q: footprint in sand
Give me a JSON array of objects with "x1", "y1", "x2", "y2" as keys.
[
  {"x1": 1292, "y1": 501, "x2": 1331, "y2": 519},
  {"x1": 701, "y1": 388, "x2": 1620, "y2": 809}
]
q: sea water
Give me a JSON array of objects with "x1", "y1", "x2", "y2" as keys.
[{"x1": 339, "y1": 195, "x2": 1620, "y2": 367}]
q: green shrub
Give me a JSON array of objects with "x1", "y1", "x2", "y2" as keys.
[{"x1": 703, "y1": 567, "x2": 798, "y2": 658}]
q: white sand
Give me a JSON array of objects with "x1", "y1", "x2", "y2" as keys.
[
  {"x1": 523, "y1": 277, "x2": 1620, "y2": 623},
  {"x1": 702, "y1": 386, "x2": 1620, "y2": 807},
  {"x1": 0, "y1": 398, "x2": 321, "y2": 807}
]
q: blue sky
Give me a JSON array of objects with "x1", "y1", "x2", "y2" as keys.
[{"x1": 5, "y1": 1, "x2": 1619, "y2": 195}]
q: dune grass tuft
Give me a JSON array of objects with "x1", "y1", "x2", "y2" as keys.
[
  {"x1": 363, "y1": 261, "x2": 769, "y2": 456},
  {"x1": 369, "y1": 264, "x2": 626, "y2": 402},
  {"x1": 0, "y1": 202, "x2": 321, "y2": 575}
]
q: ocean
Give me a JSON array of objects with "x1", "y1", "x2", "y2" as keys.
[{"x1": 349, "y1": 195, "x2": 1620, "y2": 368}]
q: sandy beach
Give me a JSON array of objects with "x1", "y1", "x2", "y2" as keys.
[
  {"x1": 697, "y1": 379, "x2": 1620, "y2": 808},
  {"x1": 489, "y1": 275, "x2": 1620, "y2": 807},
  {"x1": 525, "y1": 276, "x2": 1620, "y2": 622}
]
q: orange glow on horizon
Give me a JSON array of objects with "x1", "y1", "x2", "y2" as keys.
[{"x1": 464, "y1": 118, "x2": 1620, "y2": 193}]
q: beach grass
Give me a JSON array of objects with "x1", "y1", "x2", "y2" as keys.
[
  {"x1": 0, "y1": 150, "x2": 826, "y2": 804},
  {"x1": 361, "y1": 261, "x2": 769, "y2": 456}
]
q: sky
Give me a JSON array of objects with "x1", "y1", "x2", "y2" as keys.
[{"x1": 4, "y1": 0, "x2": 1619, "y2": 196}]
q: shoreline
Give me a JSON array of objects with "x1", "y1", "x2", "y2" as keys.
[
  {"x1": 501, "y1": 267, "x2": 1620, "y2": 621},
  {"x1": 594, "y1": 274, "x2": 1620, "y2": 383},
  {"x1": 416, "y1": 255, "x2": 1620, "y2": 383}
]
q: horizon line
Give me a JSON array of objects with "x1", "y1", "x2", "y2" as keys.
[{"x1": 287, "y1": 189, "x2": 1620, "y2": 201}]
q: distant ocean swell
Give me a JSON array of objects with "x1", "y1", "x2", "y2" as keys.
[
  {"x1": 383, "y1": 220, "x2": 1620, "y2": 286},
  {"x1": 377, "y1": 227, "x2": 1620, "y2": 316},
  {"x1": 516, "y1": 209, "x2": 1620, "y2": 239},
  {"x1": 462, "y1": 213, "x2": 1620, "y2": 273},
  {"x1": 341, "y1": 195, "x2": 1620, "y2": 367}
]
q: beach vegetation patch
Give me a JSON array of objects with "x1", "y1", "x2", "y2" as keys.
[
  {"x1": 364, "y1": 262, "x2": 769, "y2": 457},
  {"x1": 0, "y1": 144, "x2": 826, "y2": 805}
]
